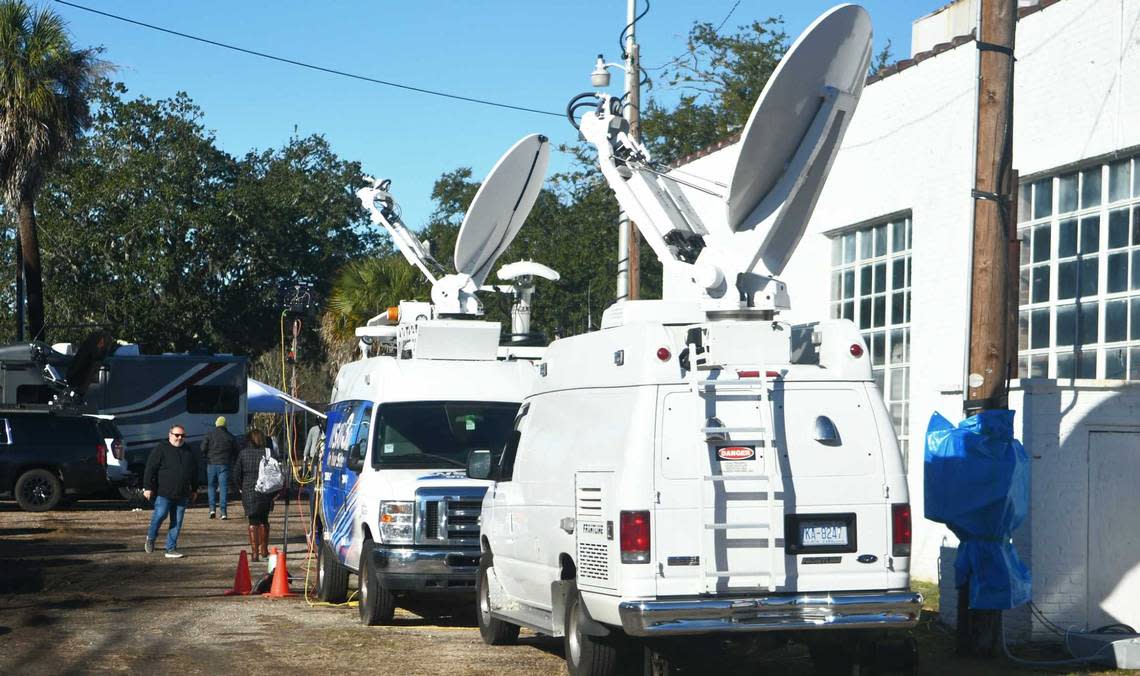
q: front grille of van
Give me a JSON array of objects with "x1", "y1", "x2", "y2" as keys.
[{"x1": 415, "y1": 486, "x2": 487, "y2": 547}]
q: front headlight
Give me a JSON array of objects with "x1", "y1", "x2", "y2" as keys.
[{"x1": 379, "y1": 500, "x2": 414, "y2": 544}]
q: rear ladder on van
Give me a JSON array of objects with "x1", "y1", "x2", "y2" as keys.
[{"x1": 687, "y1": 340, "x2": 784, "y2": 593}]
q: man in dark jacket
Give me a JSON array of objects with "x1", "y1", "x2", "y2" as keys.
[
  {"x1": 201, "y1": 416, "x2": 238, "y2": 520},
  {"x1": 143, "y1": 424, "x2": 199, "y2": 558}
]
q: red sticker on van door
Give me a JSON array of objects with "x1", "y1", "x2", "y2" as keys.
[{"x1": 717, "y1": 446, "x2": 755, "y2": 461}]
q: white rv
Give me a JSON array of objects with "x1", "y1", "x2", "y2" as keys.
[
  {"x1": 470, "y1": 7, "x2": 920, "y2": 674},
  {"x1": 313, "y1": 135, "x2": 558, "y2": 625}
]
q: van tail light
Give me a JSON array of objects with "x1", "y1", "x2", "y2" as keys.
[
  {"x1": 112, "y1": 439, "x2": 125, "y2": 460},
  {"x1": 620, "y1": 510, "x2": 651, "y2": 564},
  {"x1": 96, "y1": 443, "x2": 107, "y2": 466},
  {"x1": 891, "y1": 503, "x2": 912, "y2": 557}
]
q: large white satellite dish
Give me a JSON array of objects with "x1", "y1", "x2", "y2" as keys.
[
  {"x1": 725, "y1": 4, "x2": 872, "y2": 233},
  {"x1": 455, "y1": 134, "x2": 550, "y2": 287}
]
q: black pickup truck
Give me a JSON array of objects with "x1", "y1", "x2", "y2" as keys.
[{"x1": 0, "y1": 410, "x2": 113, "y2": 511}]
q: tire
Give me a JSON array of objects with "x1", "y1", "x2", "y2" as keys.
[
  {"x1": 316, "y1": 540, "x2": 349, "y2": 603},
  {"x1": 564, "y1": 583, "x2": 620, "y2": 676},
  {"x1": 476, "y1": 554, "x2": 519, "y2": 645},
  {"x1": 358, "y1": 539, "x2": 395, "y2": 625},
  {"x1": 14, "y1": 469, "x2": 63, "y2": 512},
  {"x1": 810, "y1": 643, "x2": 858, "y2": 676}
]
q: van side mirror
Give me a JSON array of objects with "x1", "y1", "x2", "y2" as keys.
[
  {"x1": 346, "y1": 441, "x2": 365, "y2": 472},
  {"x1": 466, "y1": 449, "x2": 493, "y2": 480}
]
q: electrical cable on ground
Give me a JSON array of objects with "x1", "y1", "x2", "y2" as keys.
[{"x1": 52, "y1": 0, "x2": 564, "y2": 118}]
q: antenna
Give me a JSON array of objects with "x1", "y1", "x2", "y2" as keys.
[
  {"x1": 358, "y1": 134, "x2": 551, "y2": 317},
  {"x1": 496, "y1": 260, "x2": 560, "y2": 336},
  {"x1": 571, "y1": 4, "x2": 872, "y2": 316}
]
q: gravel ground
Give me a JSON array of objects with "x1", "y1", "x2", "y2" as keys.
[{"x1": 1, "y1": 499, "x2": 1132, "y2": 676}]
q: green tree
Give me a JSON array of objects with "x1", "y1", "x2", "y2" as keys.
[{"x1": 0, "y1": 0, "x2": 102, "y2": 341}]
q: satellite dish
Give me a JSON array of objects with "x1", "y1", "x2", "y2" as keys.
[
  {"x1": 725, "y1": 4, "x2": 872, "y2": 232},
  {"x1": 498, "y1": 260, "x2": 560, "y2": 282},
  {"x1": 455, "y1": 134, "x2": 550, "y2": 287}
]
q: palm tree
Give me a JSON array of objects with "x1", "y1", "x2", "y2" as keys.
[
  {"x1": 0, "y1": 1, "x2": 101, "y2": 341},
  {"x1": 319, "y1": 255, "x2": 428, "y2": 368}
]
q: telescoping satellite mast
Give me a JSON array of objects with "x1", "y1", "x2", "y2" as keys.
[
  {"x1": 568, "y1": 4, "x2": 872, "y2": 318},
  {"x1": 355, "y1": 134, "x2": 558, "y2": 356}
]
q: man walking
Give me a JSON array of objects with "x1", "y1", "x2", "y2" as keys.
[
  {"x1": 143, "y1": 424, "x2": 199, "y2": 558},
  {"x1": 201, "y1": 416, "x2": 238, "y2": 520}
]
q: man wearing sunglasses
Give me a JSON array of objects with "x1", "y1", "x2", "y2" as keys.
[{"x1": 142, "y1": 425, "x2": 200, "y2": 558}]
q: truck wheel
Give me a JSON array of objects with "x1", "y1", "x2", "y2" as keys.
[
  {"x1": 358, "y1": 538, "x2": 395, "y2": 625},
  {"x1": 15, "y1": 469, "x2": 62, "y2": 512},
  {"x1": 476, "y1": 554, "x2": 519, "y2": 645},
  {"x1": 810, "y1": 643, "x2": 858, "y2": 676},
  {"x1": 316, "y1": 540, "x2": 349, "y2": 603},
  {"x1": 564, "y1": 584, "x2": 620, "y2": 676}
]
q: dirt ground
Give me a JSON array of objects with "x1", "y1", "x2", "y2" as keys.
[{"x1": 0, "y1": 499, "x2": 1132, "y2": 675}]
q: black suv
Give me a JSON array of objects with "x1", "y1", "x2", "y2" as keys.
[{"x1": 0, "y1": 410, "x2": 114, "y2": 511}]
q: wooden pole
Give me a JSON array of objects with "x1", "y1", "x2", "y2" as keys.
[
  {"x1": 965, "y1": 0, "x2": 1017, "y2": 414},
  {"x1": 627, "y1": 40, "x2": 641, "y2": 300}
]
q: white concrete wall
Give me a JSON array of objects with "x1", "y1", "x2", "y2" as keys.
[{"x1": 671, "y1": 0, "x2": 1140, "y2": 583}]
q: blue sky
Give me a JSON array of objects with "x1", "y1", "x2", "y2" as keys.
[{"x1": 52, "y1": 1, "x2": 950, "y2": 230}]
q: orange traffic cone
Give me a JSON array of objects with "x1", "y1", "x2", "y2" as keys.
[
  {"x1": 264, "y1": 547, "x2": 294, "y2": 598},
  {"x1": 224, "y1": 549, "x2": 252, "y2": 596}
]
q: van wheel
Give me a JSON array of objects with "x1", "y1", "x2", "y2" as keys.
[
  {"x1": 15, "y1": 469, "x2": 62, "y2": 512},
  {"x1": 810, "y1": 643, "x2": 858, "y2": 676},
  {"x1": 564, "y1": 584, "x2": 620, "y2": 676},
  {"x1": 316, "y1": 540, "x2": 348, "y2": 603},
  {"x1": 476, "y1": 554, "x2": 519, "y2": 645},
  {"x1": 358, "y1": 539, "x2": 395, "y2": 625}
]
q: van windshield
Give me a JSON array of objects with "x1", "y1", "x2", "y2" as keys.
[{"x1": 371, "y1": 401, "x2": 519, "y2": 469}]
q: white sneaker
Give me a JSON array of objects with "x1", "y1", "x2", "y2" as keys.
[
  {"x1": 144, "y1": 539, "x2": 154, "y2": 553},
  {"x1": 164, "y1": 549, "x2": 185, "y2": 559}
]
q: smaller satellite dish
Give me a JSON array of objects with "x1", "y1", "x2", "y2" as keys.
[
  {"x1": 498, "y1": 260, "x2": 560, "y2": 282},
  {"x1": 455, "y1": 134, "x2": 550, "y2": 287},
  {"x1": 725, "y1": 4, "x2": 872, "y2": 232}
]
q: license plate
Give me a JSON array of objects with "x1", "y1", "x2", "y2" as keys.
[{"x1": 800, "y1": 521, "x2": 849, "y2": 547}]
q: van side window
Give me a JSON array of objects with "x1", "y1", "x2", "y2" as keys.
[
  {"x1": 187, "y1": 385, "x2": 240, "y2": 413},
  {"x1": 347, "y1": 404, "x2": 373, "y2": 470},
  {"x1": 498, "y1": 404, "x2": 529, "y2": 482}
]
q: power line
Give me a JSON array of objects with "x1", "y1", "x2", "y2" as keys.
[
  {"x1": 52, "y1": 0, "x2": 564, "y2": 118},
  {"x1": 713, "y1": 0, "x2": 742, "y2": 34}
]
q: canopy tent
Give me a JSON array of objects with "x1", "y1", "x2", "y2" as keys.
[{"x1": 247, "y1": 378, "x2": 326, "y2": 418}]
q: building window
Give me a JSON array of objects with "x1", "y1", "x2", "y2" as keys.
[
  {"x1": 1018, "y1": 154, "x2": 1140, "y2": 379},
  {"x1": 830, "y1": 215, "x2": 913, "y2": 464}
]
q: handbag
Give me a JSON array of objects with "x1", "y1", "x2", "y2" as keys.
[{"x1": 254, "y1": 448, "x2": 284, "y2": 493}]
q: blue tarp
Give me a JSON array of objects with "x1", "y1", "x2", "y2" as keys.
[
  {"x1": 924, "y1": 409, "x2": 1031, "y2": 610},
  {"x1": 247, "y1": 378, "x2": 291, "y2": 414}
]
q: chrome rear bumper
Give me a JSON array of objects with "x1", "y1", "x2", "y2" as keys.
[{"x1": 618, "y1": 591, "x2": 922, "y2": 637}]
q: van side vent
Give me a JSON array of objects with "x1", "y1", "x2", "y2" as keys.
[
  {"x1": 576, "y1": 486, "x2": 603, "y2": 519},
  {"x1": 578, "y1": 543, "x2": 609, "y2": 582}
]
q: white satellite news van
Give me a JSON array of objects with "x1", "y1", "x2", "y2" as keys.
[
  {"x1": 469, "y1": 6, "x2": 921, "y2": 674},
  {"x1": 314, "y1": 134, "x2": 559, "y2": 625}
]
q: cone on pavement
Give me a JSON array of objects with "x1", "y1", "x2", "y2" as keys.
[
  {"x1": 265, "y1": 547, "x2": 294, "y2": 598},
  {"x1": 224, "y1": 549, "x2": 252, "y2": 596}
]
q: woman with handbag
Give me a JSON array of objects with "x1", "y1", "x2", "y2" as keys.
[{"x1": 232, "y1": 428, "x2": 277, "y2": 561}]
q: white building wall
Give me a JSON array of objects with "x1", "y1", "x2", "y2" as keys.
[{"x1": 671, "y1": 0, "x2": 1140, "y2": 583}]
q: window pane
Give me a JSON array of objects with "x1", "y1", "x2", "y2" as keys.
[
  {"x1": 1059, "y1": 173, "x2": 1078, "y2": 213},
  {"x1": 1018, "y1": 184, "x2": 1031, "y2": 223},
  {"x1": 1019, "y1": 267, "x2": 1030, "y2": 305},
  {"x1": 831, "y1": 238, "x2": 843, "y2": 265},
  {"x1": 1135, "y1": 159, "x2": 1140, "y2": 198},
  {"x1": 1131, "y1": 346, "x2": 1140, "y2": 380},
  {"x1": 1106, "y1": 347, "x2": 1127, "y2": 379},
  {"x1": 1109, "y1": 208, "x2": 1129, "y2": 248},
  {"x1": 859, "y1": 229, "x2": 873, "y2": 259},
  {"x1": 1078, "y1": 349, "x2": 1096, "y2": 378},
  {"x1": 1109, "y1": 160, "x2": 1130, "y2": 202},
  {"x1": 1019, "y1": 310, "x2": 1029, "y2": 350},
  {"x1": 843, "y1": 301, "x2": 854, "y2": 320},
  {"x1": 1080, "y1": 215, "x2": 1100, "y2": 254},
  {"x1": 1031, "y1": 308, "x2": 1050, "y2": 349},
  {"x1": 843, "y1": 269, "x2": 855, "y2": 298},
  {"x1": 873, "y1": 262, "x2": 886, "y2": 293},
  {"x1": 1056, "y1": 304, "x2": 1076, "y2": 346},
  {"x1": 891, "y1": 219, "x2": 907, "y2": 252},
  {"x1": 1079, "y1": 302, "x2": 1099, "y2": 345},
  {"x1": 890, "y1": 367, "x2": 908, "y2": 400},
  {"x1": 832, "y1": 303, "x2": 843, "y2": 319},
  {"x1": 861, "y1": 266, "x2": 872, "y2": 295},
  {"x1": 1106, "y1": 299, "x2": 1127, "y2": 342},
  {"x1": 1133, "y1": 250, "x2": 1140, "y2": 291},
  {"x1": 891, "y1": 328, "x2": 906, "y2": 362},
  {"x1": 1079, "y1": 257, "x2": 1098, "y2": 298},
  {"x1": 859, "y1": 298, "x2": 871, "y2": 329},
  {"x1": 892, "y1": 291, "x2": 905, "y2": 324},
  {"x1": 1033, "y1": 178, "x2": 1053, "y2": 218},
  {"x1": 1020, "y1": 230, "x2": 1031, "y2": 266},
  {"x1": 871, "y1": 332, "x2": 885, "y2": 366},
  {"x1": 893, "y1": 258, "x2": 906, "y2": 288},
  {"x1": 873, "y1": 295, "x2": 886, "y2": 327},
  {"x1": 1031, "y1": 354, "x2": 1049, "y2": 377},
  {"x1": 843, "y1": 232, "x2": 856, "y2": 263},
  {"x1": 831, "y1": 272, "x2": 842, "y2": 300},
  {"x1": 873, "y1": 369, "x2": 885, "y2": 393},
  {"x1": 901, "y1": 327, "x2": 911, "y2": 362},
  {"x1": 1029, "y1": 265, "x2": 1049, "y2": 303},
  {"x1": 1107, "y1": 252, "x2": 1128, "y2": 293},
  {"x1": 1081, "y1": 167, "x2": 1101, "y2": 209},
  {"x1": 1058, "y1": 261, "x2": 1076, "y2": 300},
  {"x1": 906, "y1": 258, "x2": 912, "y2": 287},
  {"x1": 1133, "y1": 296, "x2": 1140, "y2": 340},
  {"x1": 1032, "y1": 223, "x2": 1051, "y2": 262},
  {"x1": 1133, "y1": 206, "x2": 1140, "y2": 245},
  {"x1": 874, "y1": 224, "x2": 887, "y2": 257},
  {"x1": 1059, "y1": 218, "x2": 1078, "y2": 257},
  {"x1": 1057, "y1": 351, "x2": 1074, "y2": 378}
]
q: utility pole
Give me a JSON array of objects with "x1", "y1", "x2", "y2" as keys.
[
  {"x1": 960, "y1": 0, "x2": 1017, "y2": 657},
  {"x1": 617, "y1": 0, "x2": 642, "y2": 301},
  {"x1": 965, "y1": 0, "x2": 1017, "y2": 414}
]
